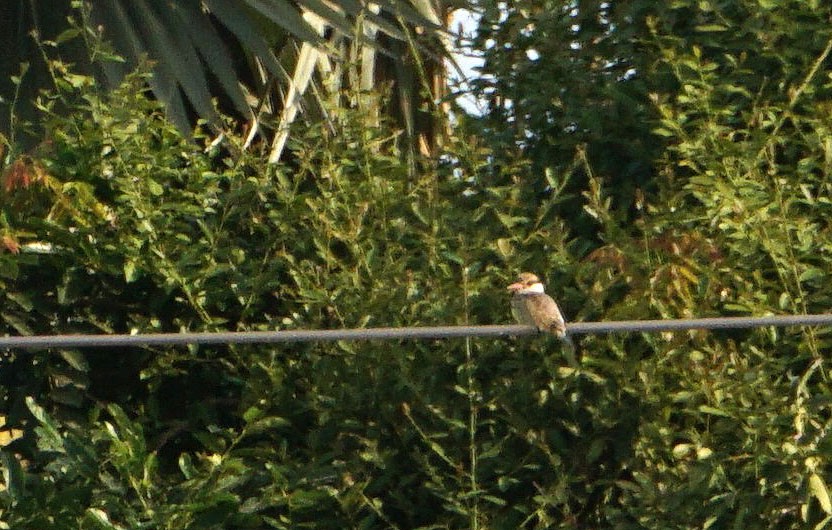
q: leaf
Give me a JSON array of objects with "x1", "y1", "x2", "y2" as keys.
[
  {"x1": 26, "y1": 397, "x2": 64, "y2": 452},
  {"x1": 147, "y1": 179, "x2": 164, "y2": 196},
  {"x1": 722, "y1": 303, "x2": 751, "y2": 313},
  {"x1": 586, "y1": 438, "x2": 606, "y2": 464},
  {"x1": 652, "y1": 127, "x2": 677, "y2": 137},
  {"x1": 6, "y1": 291, "x2": 33, "y2": 311},
  {"x1": 799, "y1": 267, "x2": 824, "y2": 283},
  {"x1": 2, "y1": 311, "x2": 32, "y2": 335},
  {"x1": 84, "y1": 508, "x2": 126, "y2": 530},
  {"x1": 812, "y1": 473, "x2": 832, "y2": 515},
  {"x1": 244, "y1": 416, "x2": 292, "y2": 436},
  {"x1": 244, "y1": 0, "x2": 327, "y2": 47},
  {"x1": 54, "y1": 28, "x2": 82, "y2": 44},
  {"x1": 202, "y1": 0, "x2": 285, "y2": 79},
  {"x1": 482, "y1": 494, "x2": 507, "y2": 506},
  {"x1": 441, "y1": 251, "x2": 464, "y2": 265},
  {"x1": 60, "y1": 350, "x2": 90, "y2": 372},
  {"x1": 124, "y1": 259, "x2": 139, "y2": 283},
  {"x1": 672, "y1": 443, "x2": 692, "y2": 459},
  {"x1": 243, "y1": 406, "x2": 263, "y2": 423},
  {"x1": 698, "y1": 405, "x2": 732, "y2": 418},
  {"x1": 779, "y1": 291, "x2": 792, "y2": 310},
  {"x1": 1, "y1": 451, "x2": 25, "y2": 501},
  {"x1": 169, "y1": 2, "x2": 251, "y2": 117},
  {"x1": 496, "y1": 238, "x2": 513, "y2": 257},
  {"x1": 179, "y1": 453, "x2": 197, "y2": 479},
  {"x1": 695, "y1": 24, "x2": 728, "y2": 32},
  {"x1": 495, "y1": 211, "x2": 529, "y2": 229}
]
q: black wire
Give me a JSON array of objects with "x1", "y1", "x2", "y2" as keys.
[
  {"x1": 1, "y1": 314, "x2": 830, "y2": 350},
  {"x1": 569, "y1": 314, "x2": 832, "y2": 334}
]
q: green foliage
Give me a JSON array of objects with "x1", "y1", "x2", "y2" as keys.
[
  {"x1": 0, "y1": 54, "x2": 589, "y2": 528},
  {"x1": 463, "y1": 0, "x2": 832, "y2": 528},
  {"x1": 5, "y1": 1, "x2": 832, "y2": 528},
  {"x1": 468, "y1": 0, "x2": 663, "y2": 230},
  {"x1": 636, "y1": 4, "x2": 832, "y2": 527}
]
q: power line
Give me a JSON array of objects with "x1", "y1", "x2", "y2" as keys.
[
  {"x1": 1, "y1": 314, "x2": 830, "y2": 350},
  {"x1": 0, "y1": 325, "x2": 528, "y2": 349},
  {"x1": 570, "y1": 314, "x2": 832, "y2": 334}
]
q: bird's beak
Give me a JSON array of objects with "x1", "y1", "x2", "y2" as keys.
[{"x1": 507, "y1": 282, "x2": 523, "y2": 292}]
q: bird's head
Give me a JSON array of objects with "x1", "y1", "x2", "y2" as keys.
[{"x1": 507, "y1": 272, "x2": 546, "y2": 294}]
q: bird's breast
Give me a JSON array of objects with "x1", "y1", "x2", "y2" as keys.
[{"x1": 510, "y1": 295, "x2": 537, "y2": 327}]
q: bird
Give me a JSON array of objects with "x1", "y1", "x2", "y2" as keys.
[{"x1": 507, "y1": 272, "x2": 577, "y2": 366}]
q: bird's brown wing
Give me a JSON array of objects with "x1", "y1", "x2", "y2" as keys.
[
  {"x1": 526, "y1": 293, "x2": 577, "y2": 367},
  {"x1": 528, "y1": 294, "x2": 567, "y2": 336}
]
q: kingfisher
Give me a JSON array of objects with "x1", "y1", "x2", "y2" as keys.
[{"x1": 507, "y1": 272, "x2": 577, "y2": 365}]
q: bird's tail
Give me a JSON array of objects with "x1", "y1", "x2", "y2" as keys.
[{"x1": 561, "y1": 334, "x2": 579, "y2": 369}]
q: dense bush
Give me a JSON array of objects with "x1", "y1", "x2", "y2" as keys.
[
  {"x1": 3, "y1": 1, "x2": 832, "y2": 528},
  {"x1": 467, "y1": 1, "x2": 832, "y2": 527},
  {"x1": 0, "y1": 56, "x2": 594, "y2": 528}
]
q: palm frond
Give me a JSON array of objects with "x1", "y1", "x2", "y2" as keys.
[{"x1": 3, "y1": 0, "x2": 456, "y2": 161}]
